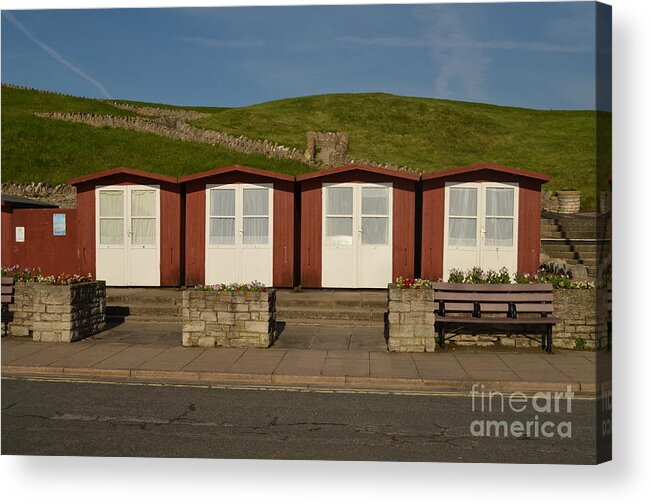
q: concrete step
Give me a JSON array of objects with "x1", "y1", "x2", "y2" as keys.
[
  {"x1": 106, "y1": 304, "x2": 181, "y2": 322},
  {"x1": 276, "y1": 317, "x2": 384, "y2": 328},
  {"x1": 276, "y1": 306, "x2": 385, "y2": 322},
  {"x1": 276, "y1": 297, "x2": 387, "y2": 309},
  {"x1": 543, "y1": 251, "x2": 580, "y2": 260}
]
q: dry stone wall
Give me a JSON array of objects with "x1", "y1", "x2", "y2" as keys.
[
  {"x1": 1, "y1": 182, "x2": 77, "y2": 208},
  {"x1": 104, "y1": 101, "x2": 210, "y2": 121},
  {"x1": 182, "y1": 289, "x2": 276, "y2": 348},
  {"x1": 8, "y1": 281, "x2": 106, "y2": 342}
]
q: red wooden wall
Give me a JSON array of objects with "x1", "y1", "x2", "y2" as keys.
[
  {"x1": 299, "y1": 172, "x2": 417, "y2": 288},
  {"x1": 75, "y1": 174, "x2": 182, "y2": 286},
  {"x1": 2, "y1": 207, "x2": 81, "y2": 276},
  {"x1": 421, "y1": 169, "x2": 544, "y2": 280},
  {"x1": 2, "y1": 205, "x2": 14, "y2": 268},
  {"x1": 183, "y1": 173, "x2": 295, "y2": 287}
]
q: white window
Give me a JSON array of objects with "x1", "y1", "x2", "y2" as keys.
[
  {"x1": 325, "y1": 187, "x2": 353, "y2": 246},
  {"x1": 484, "y1": 187, "x2": 514, "y2": 247},
  {"x1": 98, "y1": 190, "x2": 124, "y2": 245},
  {"x1": 361, "y1": 186, "x2": 389, "y2": 245},
  {"x1": 448, "y1": 187, "x2": 477, "y2": 247},
  {"x1": 209, "y1": 188, "x2": 236, "y2": 245},
  {"x1": 242, "y1": 187, "x2": 270, "y2": 245},
  {"x1": 130, "y1": 189, "x2": 156, "y2": 245}
]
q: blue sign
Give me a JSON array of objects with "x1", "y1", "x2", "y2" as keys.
[{"x1": 53, "y1": 213, "x2": 66, "y2": 236}]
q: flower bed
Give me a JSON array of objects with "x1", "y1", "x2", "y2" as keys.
[
  {"x1": 6, "y1": 268, "x2": 106, "y2": 343},
  {"x1": 182, "y1": 283, "x2": 276, "y2": 348}
]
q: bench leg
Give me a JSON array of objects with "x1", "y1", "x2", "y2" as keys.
[
  {"x1": 439, "y1": 326, "x2": 446, "y2": 350},
  {"x1": 546, "y1": 326, "x2": 553, "y2": 354},
  {"x1": 541, "y1": 331, "x2": 547, "y2": 352}
]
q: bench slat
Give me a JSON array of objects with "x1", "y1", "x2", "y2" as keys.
[
  {"x1": 435, "y1": 291, "x2": 553, "y2": 302},
  {"x1": 1, "y1": 295, "x2": 13, "y2": 303},
  {"x1": 431, "y1": 282, "x2": 553, "y2": 292},
  {"x1": 1, "y1": 277, "x2": 15, "y2": 285},
  {"x1": 516, "y1": 303, "x2": 554, "y2": 313},
  {"x1": 436, "y1": 316, "x2": 560, "y2": 325},
  {"x1": 1, "y1": 285, "x2": 14, "y2": 294}
]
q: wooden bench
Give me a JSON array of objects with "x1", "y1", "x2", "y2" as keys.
[
  {"x1": 432, "y1": 282, "x2": 560, "y2": 353},
  {"x1": 2, "y1": 277, "x2": 15, "y2": 337}
]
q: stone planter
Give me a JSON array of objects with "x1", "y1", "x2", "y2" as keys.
[
  {"x1": 386, "y1": 285, "x2": 437, "y2": 352},
  {"x1": 8, "y1": 281, "x2": 106, "y2": 342},
  {"x1": 182, "y1": 289, "x2": 276, "y2": 348},
  {"x1": 556, "y1": 190, "x2": 581, "y2": 214}
]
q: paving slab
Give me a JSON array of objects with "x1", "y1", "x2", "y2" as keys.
[
  {"x1": 1, "y1": 341, "x2": 55, "y2": 363},
  {"x1": 227, "y1": 350, "x2": 286, "y2": 374},
  {"x1": 50, "y1": 343, "x2": 131, "y2": 368},
  {"x1": 369, "y1": 359, "x2": 420, "y2": 378},
  {"x1": 93, "y1": 345, "x2": 168, "y2": 370},
  {"x1": 321, "y1": 358, "x2": 369, "y2": 377}
]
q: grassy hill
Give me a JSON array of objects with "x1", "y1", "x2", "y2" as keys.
[
  {"x1": 1, "y1": 86, "x2": 604, "y2": 208},
  {"x1": 0, "y1": 86, "x2": 312, "y2": 185}
]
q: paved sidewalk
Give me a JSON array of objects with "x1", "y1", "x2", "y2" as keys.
[{"x1": 1, "y1": 324, "x2": 605, "y2": 393}]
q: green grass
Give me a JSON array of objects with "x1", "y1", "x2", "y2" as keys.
[
  {"x1": 0, "y1": 86, "x2": 311, "y2": 184},
  {"x1": 2, "y1": 86, "x2": 607, "y2": 208},
  {"x1": 194, "y1": 93, "x2": 604, "y2": 208}
]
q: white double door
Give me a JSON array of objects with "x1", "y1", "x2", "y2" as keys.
[
  {"x1": 322, "y1": 182, "x2": 393, "y2": 288},
  {"x1": 443, "y1": 181, "x2": 519, "y2": 279},
  {"x1": 96, "y1": 185, "x2": 160, "y2": 286},
  {"x1": 205, "y1": 183, "x2": 273, "y2": 286}
]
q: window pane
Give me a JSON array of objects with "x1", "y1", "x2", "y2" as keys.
[
  {"x1": 243, "y1": 188, "x2": 269, "y2": 216},
  {"x1": 362, "y1": 187, "x2": 389, "y2": 215},
  {"x1": 486, "y1": 188, "x2": 514, "y2": 217},
  {"x1": 362, "y1": 217, "x2": 388, "y2": 245},
  {"x1": 449, "y1": 187, "x2": 477, "y2": 216},
  {"x1": 243, "y1": 217, "x2": 269, "y2": 245},
  {"x1": 449, "y1": 217, "x2": 476, "y2": 247},
  {"x1": 326, "y1": 187, "x2": 353, "y2": 215},
  {"x1": 485, "y1": 218, "x2": 513, "y2": 246},
  {"x1": 210, "y1": 189, "x2": 235, "y2": 217},
  {"x1": 131, "y1": 218, "x2": 156, "y2": 245},
  {"x1": 99, "y1": 218, "x2": 124, "y2": 245},
  {"x1": 131, "y1": 190, "x2": 155, "y2": 217},
  {"x1": 209, "y1": 217, "x2": 235, "y2": 245},
  {"x1": 325, "y1": 217, "x2": 353, "y2": 245},
  {"x1": 99, "y1": 191, "x2": 123, "y2": 217}
]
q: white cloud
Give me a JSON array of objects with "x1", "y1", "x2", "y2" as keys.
[{"x1": 2, "y1": 11, "x2": 111, "y2": 98}]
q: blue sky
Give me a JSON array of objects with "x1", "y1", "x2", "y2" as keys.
[{"x1": 1, "y1": 2, "x2": 606, "y2": 110}]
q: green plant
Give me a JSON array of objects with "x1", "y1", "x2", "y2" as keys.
[
  {"x1": 1, "y1": 265, "x2": 93, "y2": 285},
  {"x1": 574, "y1": 337, "x2": 588, "y2": 351}
]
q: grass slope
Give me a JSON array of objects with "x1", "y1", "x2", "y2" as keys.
[
  {"x1": 1, "y1": 86, "x2": 311, "y2": 184},
  {"x1": 2, "y1": 86, "x2": 605, "y2": 208},
  {"x1": 194, "y1": 93, "x2": 602, "y2": 208}
]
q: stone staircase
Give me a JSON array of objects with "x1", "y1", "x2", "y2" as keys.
[
  {"x1": 275, "y1": 289, "x2": 387, "y2": 328},
  {"x1": 540, "y1": 214, "x2": 601, "y2": 277},
  {"x1": 106, "y1": 288, "x2": 183, "y2": 323}
]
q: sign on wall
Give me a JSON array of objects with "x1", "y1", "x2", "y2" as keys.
[
  {"x1": 53, "y1": 213, "x2": 66, "y2": 236},
  {"x1": 15, "y1": 226, "x2": 25, "y2": 242}
]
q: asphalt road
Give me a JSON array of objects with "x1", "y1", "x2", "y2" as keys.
[{"x1": 1, "y1": 377, "x2": 601, "y2": 463}]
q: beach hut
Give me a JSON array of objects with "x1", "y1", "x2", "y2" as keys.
[
  {"x1": 180, "y1": 166, "x2": 296, "y2": 287},
  {"x1": 420, "y1": 162, "x2": 550, "y2": 281},
  {"x1": 68, "y1": 168, "x2": 182, "y2": 286},
  {"x1": 297, "y1": 164, "x2": 419, "y2": 288}
]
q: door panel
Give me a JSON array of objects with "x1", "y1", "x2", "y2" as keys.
[
  {"x1": 96, "y1": 185, "x2": 160, "y2": 286},
  {"x1": 322, "y1": 183, "x2": 392, "y2": 288},
  {"x1": 443, "y1": 182, "x2": 518, "y2": 279},
  {"x1": 205, "y1": 184, "x2": 273, "y2": 286}
]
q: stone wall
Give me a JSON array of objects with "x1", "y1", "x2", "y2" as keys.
[
  {"x1": 182, "y1": 289, "x2": 276, "y2": 348},
  {"x1": 305, "y1": 132, "x2": 349, "y2": 165},
  {"x1": 8, "y1": 281, "x2": 106, "y2": 342},
  {"x1": 1, "y1": 182, "x2": 77, "y2": 208},
  {"x1": 553, "y1": 288, "x2": 608, "y2": 350},
  {"x1": 386, "y1": 286, "x2": 437, "y2": 352},
  {"x1": 104, "y1": 102, "x2": 210, "y2": 121}
]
